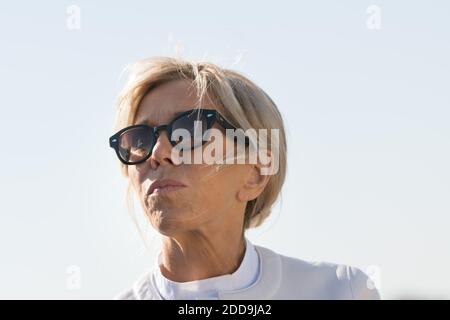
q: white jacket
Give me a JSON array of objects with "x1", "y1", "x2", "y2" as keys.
[{"x1": 116, "y1": 245, "x2": 381, "y2": 300}]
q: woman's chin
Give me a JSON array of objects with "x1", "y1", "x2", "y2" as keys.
[{"x1": 147, "y1": 209, "x2": 189, "y2": 236}]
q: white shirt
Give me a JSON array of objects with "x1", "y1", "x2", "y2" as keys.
[
  {"x1": 116, "y1": 244, "x2": 381, "y2": 300},
  {"x1": 151, "y1": 237, "x2": 260, "y2": 300}
]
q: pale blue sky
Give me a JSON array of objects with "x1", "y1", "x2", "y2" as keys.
[{"x1": 0, "y1": 1, "x2": 449, "y2": 299}]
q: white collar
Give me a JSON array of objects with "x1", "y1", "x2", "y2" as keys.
[{"x1": 151, "y1": 237, "x2": 260, "y2": 300}]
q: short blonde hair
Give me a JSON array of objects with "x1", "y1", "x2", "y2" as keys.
[{"x1": 112, "y1": 56, "x2": 287, "y2": 229}]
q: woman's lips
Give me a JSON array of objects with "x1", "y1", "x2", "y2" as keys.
[
  {"x1": 147, "y1": 179, "x2": 187, "y2": 196},
  {"x1": 151, "y1": 185, "x2": 186, "y2": 195}
]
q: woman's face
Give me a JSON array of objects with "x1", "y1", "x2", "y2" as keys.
[{"x1": 128, "y1": 79, "x2": 254, "y2": 236}]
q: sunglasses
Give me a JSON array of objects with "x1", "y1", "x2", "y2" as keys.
[{"x1": 109, "y1": 108, "x2": 245, "y2": 165}]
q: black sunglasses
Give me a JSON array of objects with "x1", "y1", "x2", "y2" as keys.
[{"x1": 109, "y1": 108, "x2": 246, "y2": 165}]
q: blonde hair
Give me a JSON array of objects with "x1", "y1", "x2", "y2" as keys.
[{"x1": 113, "y1": 56, "x2": 287, "y2": 230}]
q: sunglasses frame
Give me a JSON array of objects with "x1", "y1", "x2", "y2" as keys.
[{"x1": 109, "y1": 108, "x2": 243, "y2": 165}]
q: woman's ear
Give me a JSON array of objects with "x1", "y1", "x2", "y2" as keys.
[{"x1": 237, "y1": 150, "x2": 273, "y2": 202}]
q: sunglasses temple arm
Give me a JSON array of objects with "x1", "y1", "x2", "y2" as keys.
[{"x1": 216, "y1": 114, "x2": 250, "y2": 145}]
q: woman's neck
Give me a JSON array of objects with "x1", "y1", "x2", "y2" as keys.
[{"x1": 159, "y1": 227, "x2": 246, "y2": 282}]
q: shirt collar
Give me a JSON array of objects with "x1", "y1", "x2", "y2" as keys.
[
  {"x1": 152, "y1": 237, "x2": 260, "y2": 300},
  {"x1": 217, "y1": 245, "x2": 282, "y2": 300}
]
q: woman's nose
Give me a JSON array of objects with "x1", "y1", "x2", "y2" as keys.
[{"x1": 148, "y1": 130, "x2": 175, "y2": 169}]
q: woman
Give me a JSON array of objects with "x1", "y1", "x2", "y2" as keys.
[{"x1": 109, "y1": 56, "x2": 380, "y2": 300}]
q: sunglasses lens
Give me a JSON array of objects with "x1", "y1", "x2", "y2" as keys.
[
  {"x1": 118, "y1": 126, "x2": 154, "y2": 163},
  {"x1": 171, "y1": 111, "x2": 208, "y2": 149}
]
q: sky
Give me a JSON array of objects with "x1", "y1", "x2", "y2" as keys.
[{"x1": 0, "y1": 0, "x2": 449, "y2": 299}]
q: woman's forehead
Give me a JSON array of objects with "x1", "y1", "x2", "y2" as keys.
[
  {"x1": 135, "y1": 104, "x2": 198, "y2": 126},
  {"x1": 134, "y1": 80, "x2": 219, "y2": 126}
]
